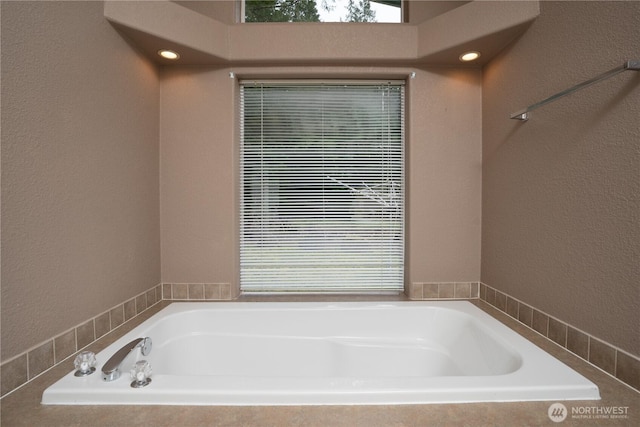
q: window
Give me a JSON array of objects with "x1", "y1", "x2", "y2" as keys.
[
  {"x1": 242, "y1": 0, "x2": 402, "y2": 23},
  {"x1": 240, "y1": 81, "x2": 404, "y2": 292}
]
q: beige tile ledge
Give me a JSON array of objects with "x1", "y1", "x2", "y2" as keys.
[
  {"x1": 162, "y1": 283, "x2": 234, "y2": 301},
  {"x1": 409, "y1": 282, "x2": 480, "y2": 300},
  {"x1": 1, "y1": 300, "x2": 638, "y2": 427}
]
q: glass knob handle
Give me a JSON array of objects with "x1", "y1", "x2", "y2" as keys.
[
  {"x1": 74, "y1": 351, "x2": 97, "y2": 376},
  {"x1": 130, "y1": 359, "x2": 152, "y2": 388}
]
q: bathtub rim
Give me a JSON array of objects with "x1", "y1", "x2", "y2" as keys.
[{"x1": 41, "y1": 300, "x2": 601, "y2": 406}]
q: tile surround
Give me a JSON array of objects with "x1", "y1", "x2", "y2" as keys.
[
  {"x1": 0, "y1": 355, "x2": 27, "y2": 397},
  {"x1": 53, "y1": 330, "x2": 76, "y2": 364},
  {"x1": 617, "y1": 351, "x2": 640, "y2": 390},
  {"x1": 2, "y1": 281, "x2": 638, "y2": 399},
  {"x1": 548, "y1": 317, "x2": 567, "y2": 347},
  {"x1": 162, "y1": 283, "x2": 233, "y2": 301},
  {"x1": 409, "y1": 282, "x2": 479, "y2": 300},
  {"x1": 0, "y1": 284, "x2": 163, "y2": 398},
  {"x1": 531, "y1": 309, "x2": 548, "y2": 336},
  {"x1": 517, "y1": 303, "x2": 533, "y2": 327},
  {"x1": 589, "y1": 338, "x2": 617, "y2": 376},
  {"x1": 27, "y1": 341, "x2": 54, "y2": 380},
  {"x1": 480, "y1": 282, "x2": 640, "y2": 393},
  {"x1": 0, "y1": 283, "x2": 233, "y2": 398},
  {"x1": 567, "y1": 327, "x2": 589, "y2": 360}
]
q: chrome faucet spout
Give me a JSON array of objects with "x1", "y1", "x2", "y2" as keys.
[{"x1": 102, "y1": 337, "x2": 152, "y2": 382}]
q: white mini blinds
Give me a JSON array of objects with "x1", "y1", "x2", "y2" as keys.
[{"x1": 240, "y1": 81, "x2": 405, "y2": 292}]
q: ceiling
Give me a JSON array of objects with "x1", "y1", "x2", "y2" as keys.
[{"x1": 104, "y1": 1, "x2": 539, "y2": 67}]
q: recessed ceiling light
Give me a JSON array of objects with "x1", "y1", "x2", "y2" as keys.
[
  {"x1": 459, "y1": 51, "x2": 480, "y2": 62},
  {"x1": 158, "y1": 49, "x2": 180, "y2": 60}
]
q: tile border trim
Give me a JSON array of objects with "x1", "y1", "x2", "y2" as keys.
[
  {"x1": 161, "y1": 283, "x2": 234, "y2": 301},
  {"x1": 480, "y1": 282, "x2": 640, "y2": 393},
  {"x1": 0, "y1": 282, "x2": 236, "y2": 398},
  {"x1": 409, "y1": 282, "x2": 480, "y2": 300},
  {"x1": 0, "y1": 284, "x2": 163, "y2": 399}
]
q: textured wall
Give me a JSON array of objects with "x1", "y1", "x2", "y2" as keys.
[
  {"x1": 1, "y1": 1, "x2": 161, "y2": 361},
  {"x1": 159, "y1": 66, "x2": 482, "y2": 289},
  {"x1": 160, "y1": 68, "x2": 237, "y2": 286},
  {"x1": 482, "y1": 1, "x2": 640, "y2": 356}
]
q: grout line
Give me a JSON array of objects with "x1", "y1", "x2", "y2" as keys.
[
  {"x1": 25, "y1": 353, "x2": 30, "y2": 383},
  {"x1": 543, "y1": 312, "x2": 550, "y2": 337},
  {"x1": 52, "y1": 338, "x2": 58, "y2": 367},
  {"x1": 74, "y1": 327, "x2": 78, "y2": 361}
]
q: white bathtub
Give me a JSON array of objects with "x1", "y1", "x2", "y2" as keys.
[{"x1": 42, "y1": 301, "x2": 599, "y2": 405}]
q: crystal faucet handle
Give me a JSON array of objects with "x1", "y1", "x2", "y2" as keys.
[
  {"x1": 130, "y1": 360, "x2": 152, "y2": 388},
  {"x1": 74, "y1": 351, "x2": 97, "y2": 376}
]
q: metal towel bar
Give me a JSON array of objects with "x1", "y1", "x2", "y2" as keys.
[{"x1": 510, "y1": 60, "x2": 640, "y2": 121}]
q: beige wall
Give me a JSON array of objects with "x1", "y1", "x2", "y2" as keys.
[
  {"x1": 160, "y1": 66, "x2": 482, "y2": 289},
  {"x1": 1, "y1": 1, "x2": 161, "y2": 361},
  {"x1": 482, "y1": 1, "x2": 640, "y2": 357},
  {"x1": 405, "y1": 1, "x2": 471, "y2": 24},
  {"x1": 160, "y1": 67, "x2": 237, "y2": 285},
  {"x1": 0, "y1": 0, "x2": 486, "y2": 362},
  {"x1": 2, "y1": 0, "x2": 635, "y2": 370},
  {"x1": 174, "y1": 0, "x2": 237, "y2": 24}
]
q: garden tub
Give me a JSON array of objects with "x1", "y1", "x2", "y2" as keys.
[{"x1": 42, "y1": 301, "x2": 599, "y2": 405}]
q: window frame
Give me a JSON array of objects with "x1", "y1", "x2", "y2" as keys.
[{"x1": 239, "y1": 79, "x2": 406, "y2": 293}]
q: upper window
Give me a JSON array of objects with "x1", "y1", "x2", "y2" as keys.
[
  {"x1": 239, "y1": 81, "x2": 405, "y2": 293},
  {"x1": 243, "y1": 0, "x2": 402, "y2": 23}
]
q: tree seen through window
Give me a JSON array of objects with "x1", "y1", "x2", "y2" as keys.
[{"x1": 244, "y1": 0, "x2": 401, "y2": 23}]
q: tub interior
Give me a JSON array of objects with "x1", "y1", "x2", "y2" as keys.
[{"x1": 151, "y1": 304, "x2": 522, "y2": 378}]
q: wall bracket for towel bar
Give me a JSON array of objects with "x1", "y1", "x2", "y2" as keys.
[{"x1": 510, "y1": 60, "x2": 640, "y2": 121}]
